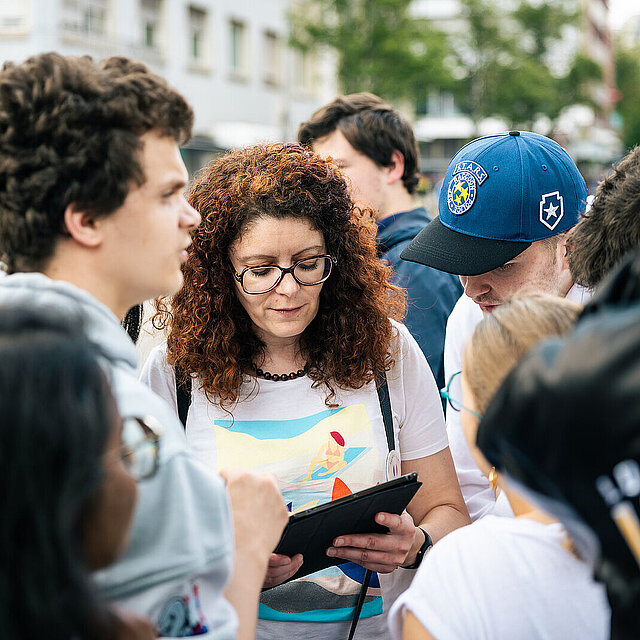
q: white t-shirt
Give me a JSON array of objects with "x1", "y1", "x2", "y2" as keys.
[
  {"x1": 388, "y1": 515, "x2": 611, "y2": 640},
  {"x1": 141, "y1": 320, "x2": 448, "y2": 640},
  {"x1": 443, "y1": 285, "x2": 591, "y2": 521}
]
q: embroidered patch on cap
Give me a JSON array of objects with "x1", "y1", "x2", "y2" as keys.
[
  {"x1": 446, "y1": 161, "x2": 488, "y2": 216},
  {"x1": 539, "y1": 191, "x2": 564, "y2": 231}
]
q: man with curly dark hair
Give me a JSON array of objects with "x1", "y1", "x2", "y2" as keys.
[
  {"x1": 569, "y1": 146, "x2": 640, "y2": 290},
  {"x1": 298, "y1": 93, "x2": 462, "y2": 396},
  {"x1": 0, "y1": 54, "x2": 193, "y2": 276},
  {"x1": 142, "y1": 142, "x2": 469, "y2": 640},
  {"x1": 0, "y1": 52, "x2": 288, "y2": 640}
]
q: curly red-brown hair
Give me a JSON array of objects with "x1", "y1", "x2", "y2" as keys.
[{"x1": 156, "y1": 142, "x2": 406, "y2": 409}]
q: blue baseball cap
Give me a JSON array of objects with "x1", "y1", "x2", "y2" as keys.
[{"x1": 401, "y1": 131, "x2": 588, "y2": 275}]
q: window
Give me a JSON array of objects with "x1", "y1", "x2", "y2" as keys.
[
  {"x1": 0, "y1": 0, "x2": 29, "y2": 35},
  {"x1": 229, "y1": 19, "x2": 248, "y2": 78},
  {"x1": 62, "y1": 0, "x2": 107, "y2": 36},
  {"x1": 140, "y1": 0, "x2": 161, "y2": 49},
  {"x1": 424, "y1": 90, "x2": 457, "y2": 117},
  {"x1": 293, "y1": 47, "x2": 314, "y2": 94},
  {"x1": 263, "y1": 30, "x2": 280, "y2": 86},
  {"x1": 188, "y1": 6, "x2": 208, "y2": 64}
]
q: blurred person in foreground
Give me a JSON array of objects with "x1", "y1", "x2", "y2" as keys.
[
  {"x1": 142, "y1": 143, "x2": 469, "y2": 640},
  {"x1": 478, "y1": 250, "x2": 640, "y2": 639},
  {"x1": 388, "y1": 294, "x2": 611, "y2": 640},
  {"x1": 569, "y1": 146, "x2": 640, "y2": 290},
  {"x1": 0, "y1": 308, "x2": 156, "y2": 639},
  {"x1": 401, "y1": 131, "x2": 590, "y2": 521},
  {"x1": 0, "y1": 52, "x2": 288, "y2": 639},
  {"x1": 298, "y1": 93, "x2": 462, "y2": 395}
]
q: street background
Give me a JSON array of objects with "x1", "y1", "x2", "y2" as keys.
[{"x1": 0, "y1": 0, "x2": 638, "y2": 207}]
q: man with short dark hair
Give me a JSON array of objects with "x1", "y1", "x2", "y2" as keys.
[
  {"x1": 0, "y1": 53, "x2": 287, "y2": 640},
  {"x1": 402, "y1": 130, "x2": 590, "y2": 520},
  {"x1": 569, "y1": 146, "x2": 640, "y2": 290},
  {"x1": 299, "y1": 93, "x2": 462, "y2": 394}
]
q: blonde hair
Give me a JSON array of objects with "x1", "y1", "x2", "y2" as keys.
[{"x1": 463, "y1": 294, "x2": 581, "y2": 415}]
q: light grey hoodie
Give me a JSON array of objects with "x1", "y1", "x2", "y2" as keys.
[{"x1": 0, "y1": 273, "x2": 237, "y2": 639}]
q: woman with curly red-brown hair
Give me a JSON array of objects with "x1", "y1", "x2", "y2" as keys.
[{"x1": 142, "y1": 143, "x2": 468, "y2": 640}]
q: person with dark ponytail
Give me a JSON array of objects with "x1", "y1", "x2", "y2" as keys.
[{"x1": 0, "y1": 307, "x2": 158, "y2": 639}]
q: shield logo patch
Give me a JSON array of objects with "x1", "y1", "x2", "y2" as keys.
[{"x1": 539, "y1": 191, "x2": 564, "y2": 231}]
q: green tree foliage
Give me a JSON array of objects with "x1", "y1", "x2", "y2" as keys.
[
  {"x1": 452, "y1": 0, "x2": 599, "y2": 127},
  {"x1": 615, "y1": 43, "x2": 640, "y2": 150},
  {"x1": 289, "y1": 0, "x2": 451, "y2": 101},
  {"x1": 291, "y1": 0, "x2": 604, "y2": 129}
]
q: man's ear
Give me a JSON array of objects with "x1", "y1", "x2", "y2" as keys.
[
  {"x1": 63, "y1": 204, "x2": 103, "y2": 248},
  {"x1": 386, "y1": 150, "x2": 405, "y2": 186},
  {"x1": 558, "y1": 229, "x2": 573, "y2": 270}
]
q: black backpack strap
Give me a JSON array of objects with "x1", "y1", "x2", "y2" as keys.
[
  {"x1": 375, "y1": 370, "x2": 395, "y2": 452},
  {"x1": 175, "y1": 367, "x2": 192, "y2": 429},
  {"x1": 347, "y1": 569, "x2": 372, "y2": 640}
]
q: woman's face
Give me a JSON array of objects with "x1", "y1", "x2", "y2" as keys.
[
  {"x1": 83, "y1": 410, "x2": 138, "y2": 571},
  {"x1": 229, "y1": 216, "x2": 327, "y2": 347},
  {"x1": 460, "y1": 372, "x2": 494, "y2": 479}
]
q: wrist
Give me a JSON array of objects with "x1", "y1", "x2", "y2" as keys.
[
  {"x1": 408, "y1": 526, "x2": 425, "y2": 562},
  {"x1": 402, "y1": 526, "x2": 432, "y2": 569},
  {"x1": 235, "y1": 535, "x2": 272, "y2": 573}
]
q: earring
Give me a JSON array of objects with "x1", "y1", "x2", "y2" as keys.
[{"x1": 488, "y1": 466, "x2": 498, "y2": 492}]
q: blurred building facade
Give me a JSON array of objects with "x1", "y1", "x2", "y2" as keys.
[
  {"x1": 565, "y1": 0, "x2": 621, "y2": 178},
  {"x1": 0, "y1": 0, "x2": 337, "y2": 173},
  {"x1": 409, "y1": 0, "x2": 470, "y2": 177},
  {"x1": 581, "y1": 0, "x2": 616, "y2": 117}
]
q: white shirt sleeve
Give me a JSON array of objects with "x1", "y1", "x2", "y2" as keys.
[
  {"x1": 139, "y1": 342, "x2": 178, "y2": 415},
  {"x1": 388, "y1": 517, "x2": 611, "y2": 640},
  {"x1": 388, "y1": 320, "x2": 449, "y2": 460},
  {"x1": 388, "y1": 523, "x2": 483, "y2": 640},
  {"x1": 443, "y1": 296, "x2": 497, "y2": 520}
]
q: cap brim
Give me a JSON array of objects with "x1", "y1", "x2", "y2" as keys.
[{"x1": 400, "y1": 217, "x2": 531, "y2": 276}]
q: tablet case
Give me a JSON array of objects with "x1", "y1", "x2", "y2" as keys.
[{"x1": 273, "y1": 472, "x2": 421, "y2": 581}]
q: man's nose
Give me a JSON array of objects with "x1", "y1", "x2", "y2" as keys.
[
  {"x1": 460, "y1": 274, "x2": 490, "y2": 299},
  {"x1": 181, "y1": 198, "x2": 201, "y2": 229}
]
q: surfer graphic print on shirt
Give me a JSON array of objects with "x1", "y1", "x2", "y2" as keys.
[{"x1": 213, "y1": 404, "x2": 384, "y2": 622}]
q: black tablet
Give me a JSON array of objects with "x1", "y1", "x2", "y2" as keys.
[{"x1": 272, "y1": 472, "x2": 422, "y2": 582}]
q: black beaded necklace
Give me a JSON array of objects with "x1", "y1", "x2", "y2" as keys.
[{"x1": 255, "y1": 367, "x2": 306, "y2": 382}]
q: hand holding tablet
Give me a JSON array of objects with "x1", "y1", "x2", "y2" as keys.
[{"x1": 270, "y1": 473, "x2": 422, "y2": 583}]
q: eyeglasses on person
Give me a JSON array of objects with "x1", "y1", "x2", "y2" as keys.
[
  {"x1": 440, "y1": 371, "x2": 483, "y2": 419},
  {"x1": 234, "y1": 254, "x2": 337, "y2": 295},
  {"x1": 121, "y1": 416, "x2": 160, "y2": 481}
]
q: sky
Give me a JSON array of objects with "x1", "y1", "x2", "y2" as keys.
[
  {"x1": 413, "y1": 1, "x2": 640, "y2": 33},
  {"x1": 609, "y1": 0, "x2": 640, "y2": 32}
]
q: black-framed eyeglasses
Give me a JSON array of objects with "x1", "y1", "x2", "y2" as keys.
[
  {"x1": 120, "y1": 416, "x2": 160, "y2": 481},
  {"x1": 440, "y1": 371, "x2": 483, "y2": 419},
  {"x1": 234, "y1": 254, "x2": 337, "y2": 295}
]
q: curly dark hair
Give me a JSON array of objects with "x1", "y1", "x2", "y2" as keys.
[
  {"x1": 569, "y1": 146, "x2": 640, "y2": 289},
  {"x1": 298, "y1": 92, "x2": 420, "y2": 194},
  {"x1": 0, "y1": 52, "x2": 193, "y2": 273},
  {"x1": 156, "y1": 143, "x2": 406, "y2": 409}
]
